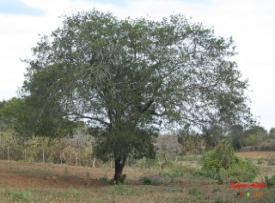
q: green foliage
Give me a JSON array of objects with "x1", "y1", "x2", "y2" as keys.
[
  {"x1": 267, "y1": 158, "x2": 275, "y2": 166},
  {"x1": 269, "y1": 128, "x2": 275, "y2": 138},
  {"x1": 257, "y1": 158, "x2": 264, "y2": 165},
  {"x1": 0, "y1": 97, "x2": 76, "y2": 138},
  {"x1": 98, "y1": 176, "x2": 111, "y2": 185},
  {"x1": 201, "y1": 140, "x2": 259, "y2": 182},
  {"x1": 188, "y1": 187, "x2": 201, "y2": 196},
  {"x1": 202, "y1": 125, "x2": 224, "y2": 149},
  {"x1": 223, "y1": 159, "x2": 259, "y2": 182},
  {"x1": 8, "y1": 190, "x2": 32, "y2": 202},
  {"x1": 202, "y1": 140, "x2": 236, "y2": 171},
  {"x1": 264, "y1": 175, "x2": 275, "y2": 188},
  {"x1": 240, "y1": 125, "x2": 268, "y2": 147},
  {"x1": 231, "y1": 136, "x2": 242, "y2": 150},
  {"x1": 115, "y1": 174, "x2": 127, "y2": 184},
  {"x1": 139, "y1": 176, "x2": 165, "y2": 185},
  {"x1": 22, "y1": 9, "x2": 251, "y2": 167},
  {"x1": 177, "y1": 127, "x2": 204, "y2": 154}
]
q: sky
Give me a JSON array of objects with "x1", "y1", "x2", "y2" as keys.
[{"x1": 0, "y1": 0, "x2": 274, "y2": 130}]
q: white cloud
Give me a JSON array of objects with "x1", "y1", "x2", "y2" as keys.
[{"x1": 0, "y1": 0, "x2": 274, "y2": 130}]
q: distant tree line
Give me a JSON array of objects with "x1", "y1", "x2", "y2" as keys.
[{"x1": 1, "y1": 98, "x2": 274, "y2": 166}]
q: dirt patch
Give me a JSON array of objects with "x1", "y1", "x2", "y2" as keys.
[
  {"x1": 236, "y1": 151, "x2": 275, "y2": 159},
  {"x1": 0, "y1": 161, "x2": 163, "y2": 189},
  {"x1": 0, "y1": 161, "x2": 112, "y2": 188}
]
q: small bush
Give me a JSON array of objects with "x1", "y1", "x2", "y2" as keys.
[
  {"x1": 225, "y1": 159, "x2": 259, "y2": 182},
  {"x1": 200, "y1": 140, "x2": 259, "y2": 182},
  {"x1": 98, "y1": 176, "x2": 111, "y2": 185},
  {"x1": 139, "y1": 175, "x2": 168, "y2": 185},
  {"x1": 264, "y1": 175, "x2": 275, "y2": 188}
]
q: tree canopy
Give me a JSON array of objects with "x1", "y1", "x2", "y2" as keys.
[{"x1": 22, "y1": 10, "x2": 252, "y2": 182}]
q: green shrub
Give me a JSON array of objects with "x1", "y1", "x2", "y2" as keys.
[
  {"x1": 188, "y1": 187, "x2": 201, "y2": 196},
  {"x1": 8, "y1": 190, "x2": 32, "y2": 202},
  {"x1": 225, "y1": 159, "x2": 259, "y2": 182},
  {"x1": 139, "y1": 176, "x2": 164, "y2": 185},
  {"x1": 200, "y1": 140, "x2": 259, "y2": 182},
  {"x1": 98, "y1": 176, "x2": 111, "y2": 185},
  {"x1": 264, "y1": 175, "x2": 275, "y2": 188}
]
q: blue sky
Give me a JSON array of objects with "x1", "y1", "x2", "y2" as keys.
[
  {"x1": 0, "y1": 0, "x2": 274, "y2": 130},
  {"x1": 0, "y1": 0, "x2": 44, "y2": 16}
]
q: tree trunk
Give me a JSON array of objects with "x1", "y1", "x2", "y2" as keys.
[
  {"x1": 75, "y1": 153, "x2": 78, "y2": 166},
  {"x1": 113, "y1": 158, "x2": 126, "y2": 184},
  {"x1": 7, "y1": 146, "x2": 10, "y2": 161},
  {"x1": 42, "y1": 148, "x2": 45, "y2": 163},
  {"x1": 60, "y1": 152, "x2": 63, "y2": 164},
  {"x1": 24, "y1": 149, "x2": 27, "y2": 161},
  {"x1": 92, "y1": 157, "x2": 96, "y2": 168}
]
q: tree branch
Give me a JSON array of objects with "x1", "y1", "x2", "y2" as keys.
[{"x1": 70, "y1": 113, "x2": 110, "y2": 126}]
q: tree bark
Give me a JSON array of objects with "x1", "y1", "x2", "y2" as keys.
[
  {"x1": 7, "y1": 146, "x2": 10, "y2": 161},
  {"x1": 42, "y1": 148, "x2": 45, "y2": 163},
  {"x1": 92, "y1": 157, "x2": 96, "y2": 168},
  {"x1": 24, "y1": 149, "x2": 27, "y2": 161},
  {"x1": 113, "y1": 158, "x2": 126, "y2": 184},
  {"x1": 60, "y1": 152, "x2": 63, "y2": 164}
]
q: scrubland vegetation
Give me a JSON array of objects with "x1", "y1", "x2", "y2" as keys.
[{"x1": 1, "y1": 127, "x2": 275, "y2": 202}]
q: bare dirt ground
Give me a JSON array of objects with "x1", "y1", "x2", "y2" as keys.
[
  {"x1": 236, "y1": 151, "x2": 275, "y2": 159},
  {"x1": 0, "y1": 160, "x2": 151, "y2": 188}
]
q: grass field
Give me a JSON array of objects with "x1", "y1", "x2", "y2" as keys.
[{"x1": 0, "y1": 152, "x2": 275, "y2": 202}]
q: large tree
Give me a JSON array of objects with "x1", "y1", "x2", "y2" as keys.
[{"x1": 22, "y1": 10, "x2": 252, "y2": 182}]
